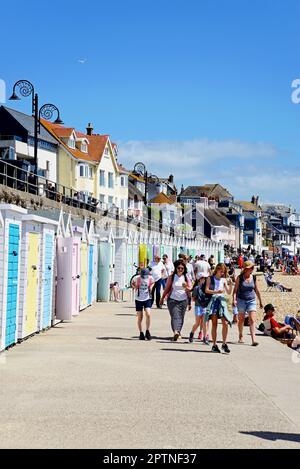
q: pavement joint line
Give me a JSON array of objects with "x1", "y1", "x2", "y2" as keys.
[{"x1": 228, "y1": 355, "x2": 299, "y2": 430}]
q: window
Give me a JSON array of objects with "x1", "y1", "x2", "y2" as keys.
[
  {"x1": 79, "y1": 164, "x2": 92, "y2": 178},
  {"x1": 68, "y1": 138, "x2": 75, "y2": 149},
  {"x1": 99, "y1": 170, "x2": 105, "y2": 186},
  {"x1": 99, "y1": 194, "x2": 105, "y2": 203},
  {"x1": 104, "y1": 146, "x2": 109, "y2": 157},
  {"x1": 81, "y1": 143, "x2": 88, "y2": 153},
  {"x1": 108, "y1": 196, "x2": 113, "y2": 206},
  {"x1": 120, "y1": 176, "x2": 126, "y2": 187},
  {"x1": 108, "y1": 172, "x2": 114, "y2": 188},
  {"x1": 79, "y1": 164, "x2": 85, "y2": 177}
]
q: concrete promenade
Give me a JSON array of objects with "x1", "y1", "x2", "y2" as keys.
[{"x1": 0, "y1": 300, "x2": 300, "y2": 449}]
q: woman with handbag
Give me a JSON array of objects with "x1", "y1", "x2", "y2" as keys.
[{"x1": 160, "y1": 260, "x2": 192, "y2": 341}]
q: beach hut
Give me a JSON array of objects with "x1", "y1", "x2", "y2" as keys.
[
  {"x1": 97, "y1": 229, "x2": 114, "y2": 302},
  {"x1": 132, "y1": 231, "x2": 139, "y2": 269},
  {"x1": 0, "y1": 204, "x2": 27, "y2": 351},
  {"x1": 87, "y1": 219, "x2": 98, "y2": 304},
  {"x1": 139, "y1": 231, "x2": 148, "y2": 270},
  {"x1": 114, "y1": 230, "x2": 128, "y2": 289},
  {"x1": 17, "y1": 214, "x2": 58, "y2": 339},
  {"x1": 56, "y1": 213, "x2": 81, "y2": 320}
]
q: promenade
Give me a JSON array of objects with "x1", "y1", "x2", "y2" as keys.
[{"x1": 0, "y1": 299, "x2": 299, "y2": 449}]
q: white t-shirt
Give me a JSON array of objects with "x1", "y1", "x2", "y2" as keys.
[
  {"x1": 170, "y1": 274, "x2": 189, "y2": 301},
  {"x1": 186, "y1": 262, "x2": 195, "y2": 281},
  {"x1": 195, "y1": 260, "x2": 211, "y2": 279},
  {"x1": 211, "y1": 277, "x2": 225, "y2": 296},
  {"x1": 163, "y1": 260, "x2": 174, "y2": 279},
  {"x1": 133, "y1": 275, "x2": 154, "y2": 301},
  {"x1": 150, "y1": 261, "x2": 166, "y2": 282}
]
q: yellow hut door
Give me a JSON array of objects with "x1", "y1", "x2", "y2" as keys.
[
  {"x1": 80, "y1": 242, "x2": 88, "y2": 308},
  {"x1": 25, "y1": 233, "x2": 39, "y2": 336}
]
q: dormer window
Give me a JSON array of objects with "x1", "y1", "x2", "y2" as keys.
[
  {"x1": 81, "y1": 143, "x2": 88, "y2": 153},
  {"x1": 68, "y1": 138, "x2": 75, "y2": 149}
]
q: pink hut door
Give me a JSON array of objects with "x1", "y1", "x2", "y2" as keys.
[{"x1": 71, "y1": 240, "x2": 80, "y2": 316}]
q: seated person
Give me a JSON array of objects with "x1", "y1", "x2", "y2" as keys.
[
  {"x1": 264, "y1": 272, "x2": 292, "y2": 292},
  {"x1": 110, "y1": 282, "x2": 121, "y2": 302},
  {"x1": 263, "y1": 304, "x2": 294, "y2": 340}
]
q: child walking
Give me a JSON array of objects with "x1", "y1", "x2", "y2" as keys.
[
  {"x1": 189, "y1": 275, "x2": 210, "y2": 344},
  {"x1": 131, "y1": 268, "x2": 154, "y2": 340}
]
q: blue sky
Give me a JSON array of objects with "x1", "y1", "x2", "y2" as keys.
[{"x1": 1, "y1": 0, "x2": 300, "y2": 207}]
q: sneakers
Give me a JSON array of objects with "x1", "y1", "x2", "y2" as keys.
[
  {"x1": 173, "y1": 332, "x2": 180, "y2": 342},
  {"x1": 212, "y1": 344, "x2": 221, "y2": 353},
  {"x1": 222, "y1": 343, "x2": 230, "y2": 354},
  {"x1": 189, "y1": 332, "x2": 194, "y2": 343},
  {"x1": 139, "y1": 332, "x2": 145, "y2": 340},
  {"x1": 198, "y1": 331, "x2": 203, "y2": 340},
  {"x1": 145, "y1": 330, "x2": 152, "y2": 341},
  {"x1": 203, "y1": 337, "x2": 210, "y2": 345}
]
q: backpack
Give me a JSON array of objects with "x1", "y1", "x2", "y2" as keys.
[{"x1": 195, "y1": 277, "x2": 214, "y2": 307}]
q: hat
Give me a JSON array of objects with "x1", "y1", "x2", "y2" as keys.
[
  {"x1": 264, "y1": 303, "x2": 275, "y2": 313},
  {"x1": 198, "y1": 272, "x2": 209, "y2": 278},
  {"x1": 243, "y1": 260, "x2": 255, "y2": 270},
  {"x1": 140, "y1": 268, "x2": 150, "y2": 278}
]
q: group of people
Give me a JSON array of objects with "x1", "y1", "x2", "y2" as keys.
[{"x1": 131, "y1": 253, "x2": 267, "y2": 353}]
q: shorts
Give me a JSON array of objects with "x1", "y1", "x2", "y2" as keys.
[
  {"x1": 195, "y1": 305, "x2": 206, "y2": 316},
  {"x1": 135, "y1": 299, "x2": 152, "y2": 312},
  {"x1": 237, "y1": 298, "x2": 256, "y2": 313}
]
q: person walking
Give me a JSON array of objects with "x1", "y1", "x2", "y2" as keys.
[
  {"x1": 208, "y1": 255, "x2": 215, "y2": 271},
  {"x1": 194, "y1": 254, "x2": 211, "y2": 280},
  {"x1": 162, "y1": 254, "x2": 174, "y2": 289},
  {"x1": 189, "y1": 274, "x2": 210, "y2": 344},
  {"x1": 204, "y1": 263, "x2": 233, "y2": 353},
  {"x1": 131, "y1": 268, "x2": 154, "y2": 340},
  {"x1": 149, "y1": 255, "x2": 166, "y2": 309},
  {"x1": 160, "y1": 260, "x2": 192, "y2": 341},
  {"x1": 232, "y1": 260, "x2": 263, "y2": 346}
]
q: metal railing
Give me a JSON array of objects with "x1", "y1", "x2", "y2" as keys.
[{"x1": 0, "y1": 159, "x2": 183, "y2": 237}]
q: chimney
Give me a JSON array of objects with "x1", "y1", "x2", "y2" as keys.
[
  {"x1": 86, "y1": 123, "x2": 93, "y2": 136},
  {"x1": 168, "y1": 174, "x2": 174, "y2": 183},
  {"x1": 251, "y1": 195, "x2": 255, "y2": 204}
]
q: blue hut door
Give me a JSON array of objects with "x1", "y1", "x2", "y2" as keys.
[
  {"x1": 88, "y1": 244, "x2": 93, "y2": 305},
  {"x1": 42, "y1": 233, "x2": 54, "y2": 329},
  {"x1": 5, "y1": 224, "x2": 20, "y2": 348}
]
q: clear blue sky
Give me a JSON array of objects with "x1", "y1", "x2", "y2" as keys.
[{"x1": 1, "y1": 0, "x2": 300, "y2": 207}]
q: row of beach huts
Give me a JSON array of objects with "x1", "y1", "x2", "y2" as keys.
[{"x1": 0, "y1": 203, "x2": 224, "y2": 352}]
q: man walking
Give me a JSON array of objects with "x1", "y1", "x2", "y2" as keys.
[{"x1": 150, "y1": 255, "x2": 166, "y2": 308}]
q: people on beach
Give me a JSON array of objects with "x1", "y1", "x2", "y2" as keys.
[
  {"x1": 194, "y1": 254, "x2": 211, "y2": 280},
  {"x1": 262, "y1": 304, "x2": 294, "y2": 341},
  {"x1": 131, "y1": 268, "x2": 154, "y2": 340},
  {"x1": 149, "y1": 255, "x2": 166, "y2": 309},
  {"x1": 160, "y1": 259, "x2": 192, "y2": 341},
  {"x1": 204, "y1": 263, "x2": 233, "y2": 353},
  {"x1": 232, "y1": 260, "x2": 263, "y2": 346}
]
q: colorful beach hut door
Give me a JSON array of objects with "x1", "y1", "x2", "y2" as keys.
[
  {"x1": 71, "y1": 240, "x2": 80, "y2": 315},
  {"x1": 42, "y1": 233, "x2": 54, "y2": 329},
  {"x1": 88, "y1": 244, "x2": 93, "y2": 305},
  {"x1": 5, "y1": 224, "x2": 20, "y2": 348},
  {"x1": 80, "y1": 242, "x2": 88, "y2": 309},
  {"x1": 25, "y1": 232, "x2": 39, "y2": 336}
]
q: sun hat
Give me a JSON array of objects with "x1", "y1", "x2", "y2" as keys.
[
  {"x1": 243, "y1": 260, "x2": 255, "y2": 270},
  {"x1": 198, "y1": 272, "x2": 209, "y2": 278}
]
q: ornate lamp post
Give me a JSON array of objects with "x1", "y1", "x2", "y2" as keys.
[{"x1": 9, "y1": 80, "x2": 63, "y2": 176}]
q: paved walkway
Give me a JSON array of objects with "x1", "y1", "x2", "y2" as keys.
[{"x1": 0, "y1": 300, "x2": 300, "y2": 448}]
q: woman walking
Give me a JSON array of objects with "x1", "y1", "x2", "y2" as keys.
[
  {"x1": 131, "y1": 268, "x2": 154, "y2": 340},
  {"x1": 232, "y1": 260, "x2": 263, "y2": 346},
  {"x1": 205, "y1": 263, "x2": 233, "y2": 353},
  {"x1": 160, "y1": 260, "x2": 192, "y2": 341}
]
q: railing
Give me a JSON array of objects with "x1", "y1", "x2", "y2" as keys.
[{"x1": 0, "y1": 158, "x2": 182, "y2": 237}]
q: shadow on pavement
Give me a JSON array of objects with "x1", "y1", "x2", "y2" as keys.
[
  {"x1": 240, "y1": 431, "x2": 300, "y2": 443},
  {"x1": 161, "y1": 348, "x2": 214, "y2": 353},
  {"x1": 114, "y1": 314, "x2": 136, "y2": 317},
  {"x1": 96, "y1": 337, "x2": 137, "y2": 341}
]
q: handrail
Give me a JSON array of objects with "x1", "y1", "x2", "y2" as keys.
[{"x1": 0, "y1": 158, "x2": 183, "y2": 237}]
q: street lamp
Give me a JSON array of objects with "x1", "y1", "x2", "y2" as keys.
[
  {"x1": 9, "y1": 80, "x2": 63, "y2": 177},
  {"x1": 133, "y1": 161, "x2": 159, "y2": 204}
]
